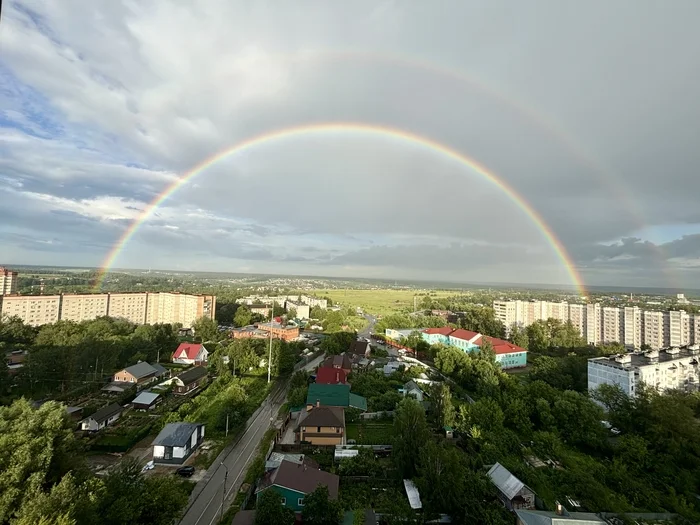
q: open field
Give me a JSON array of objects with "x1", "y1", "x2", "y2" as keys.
[
  {"x1": 312, "y1": 289, "x2": 456, "y2": 316},
  {"x1": 346, "y1": 421, "x2": 394, "y2": 445}
]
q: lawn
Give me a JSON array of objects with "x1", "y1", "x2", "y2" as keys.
[
  {"x1": 345, "y1": 422, "x2": 394, "y2": 445},
  {"x1": 312, "y1": 289, "x2": 455, "y2": 316}
]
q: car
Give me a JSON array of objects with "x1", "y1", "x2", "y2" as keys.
[{"x1": 176, "y1": 466, "x2": 195, "y2": 477}]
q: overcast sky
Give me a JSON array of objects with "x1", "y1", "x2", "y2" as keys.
[{"x1": 1, "y1": 1, "x2": 699, "y2": 290}]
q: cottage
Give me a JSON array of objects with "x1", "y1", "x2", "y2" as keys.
[
  {"x1": 113, "y1": 361, "x2": 165, "y2": 385},
  {"x1": 306, "y1": 383, "x2": 367, "y2": 411},
  {"x1": 171, "y1": 366, "x2": 208, "y2": 395},
  {"x1": 296, "y1": 405, "x2": 345, "y2": 445},
  {"x1": 171, "y1": 343, "x2": 209, "y2": 365},
  {"x1": 487, "y1": 462, "x2": 536, "y2": 511},
  {"x1": 80, "y1": 403, "x2": 123, "y2": 432},
  {"x1": 132, "y1": 391, "x2": 161, "y2": 410},
  {"x1": 315, "y1": 367, "x2": 349, "y2": 385},
  {"x1": 348, "y1": 340, "x2": 371, "y2": 358},
  {"x1": 255, "y1": 459, "x2": 339, "y2": 512},
  {"x1": 152, "y1": 422, "x2": 205, "y2": 464},
  {"x1": 320, "y1": 354, "x2": 352, "y2": 374},
  {"x1": 399, "y1": 380, "x2": 425, "y2": 401}
]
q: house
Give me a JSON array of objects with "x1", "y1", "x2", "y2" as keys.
[
  {"x1": 256, "y1": 322, "x2": 300, "y2": 341},
  {"x1": 152, "y1": 422, "x2": 205, "y2": 465},
  {"x1": 255, "y1": 459, "x2": 340, "y2": 512},
  {"x1": 80, "y1": 403, "x2": 123, "y2": 432},
  {"x1": 515, "y1": 504, "x2": 606, "y2": 525},
  {"x1": 383, "y1": 360, "x2": 412, "y2": 376},
  {"x1": 295, "y1": 404, "x2": 345, "y2": 445},
  {"x1": 487, "y1": 462, "x2": 536, "y2": 511},
  {"x1": 171, "y1": 366, "x2": 208, "y2": 395},
  {"x1": 320, "y1": 354, "x2": 352, "y2": 374},
  {"x1": 113, "y1": 361, "x2": 163, "y2": 385},
  {"x1": 421, "y1": 327, "x2": 455, "y2": 345},
  {"x1": 172, "y1": 343, "x2": 209, "y2": 365},
  {"x1": 132, "y1": 391, "x2": 161, "y2": 410},
  {"x1": 348, "y1": 340, "x2": 371, "y2": 358},
  {"x1": 306, "y1": 383, "x2": 367, "y2": 411},
  {"x1": 315, "y1": 367, "x2": 349, "y2": 385},
  {"x1": 399, "y1": 380, "x2": 425, "y2": 401}
]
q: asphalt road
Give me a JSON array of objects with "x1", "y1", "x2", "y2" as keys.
[
  {"x1": 179, "y1": 354, "x2": 325, "y2": 525},
  {"x1": 359, "y1": 313, "x2": 376, "y2": 338}
]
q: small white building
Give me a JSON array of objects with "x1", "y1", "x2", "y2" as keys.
[
  {"x1": 171, "y1": 343, "x2": 209, "y2": 365},
  {"x1": 152, "y1": 422, "x2": 205, "y2": 465},
  {"x1": 80, "y1": 403, "x2": 123, "y2": 432},
  {"x1": 399, "y1": 380, "x2": 425, "y2": 402}
]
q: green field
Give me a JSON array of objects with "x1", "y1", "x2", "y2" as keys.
[
  {"x1": 313, "y1": 289, "x2": 455, "y2": 316},
  {"x1": 345, "y1": 421, "x2": 394, "y2": 445}
]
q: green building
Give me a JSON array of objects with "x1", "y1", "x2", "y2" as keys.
[
  {"x1": 306, "y1": 383, "x2": 368, "y2": 411},
  {"x1": 255, "y1": 460, "x2": 340, "y2": 512}
]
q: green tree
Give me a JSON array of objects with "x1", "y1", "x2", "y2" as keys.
[
  {"x1": 509, "y1": 325, "x2": 529, "y2": 349},
  {"x1": 416, "y1": 441, "x2": 468, "y2": 519},
  {"x1": 287, "y1": 307, "x2": 297, "y2": 319},
  {"x1": 233, "y1": 305, "x2": 253, "y2": 328},
  {"x1": 459, "y1": 306, "x2": 505, "y2": 338},
  {"x1": 255, "y1": 490, "x2": 294, "y2": 525},
  {"x1": 392, "y1": 398, "x2": 430, "y2": 478},
  {"x1": 288, "y1": 386, "x2": 308, "y2": 407},
  {"x1": 300, "y1": 485, "x2": 343, "y2": 525},
  {"x1": 430, "y1": 383, "x2": 455, "y2": 428},
  {"x1": 192, "y1": 317, "x2": 218, "y2": 342}
]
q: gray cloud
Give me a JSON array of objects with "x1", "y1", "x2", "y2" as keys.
[{"x1": 1, "y1": 0, "x2": 699, "y2": 288}]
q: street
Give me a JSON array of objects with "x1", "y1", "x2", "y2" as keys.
[
  {"x1": 358, "y1": 313, "x2": 376, "y2": 338},
  {"x1": 178, "y1": 353, "x2": 325, "y2": 525}
]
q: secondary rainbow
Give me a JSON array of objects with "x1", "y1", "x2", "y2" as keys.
[{"x1": 94, "y1": 122, "x2": 586, "y2": 294}]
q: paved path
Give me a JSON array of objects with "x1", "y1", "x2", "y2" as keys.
[{"x1": 179, "y1": 355, "x2": 325, "y2": 525}]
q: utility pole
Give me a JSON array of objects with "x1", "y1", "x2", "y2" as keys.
[
  {"x1": 267, "y1": 306, "x2": 273, "y2": 383},
  {"x1": 225, "y1": 413, "x2": 229, "y2": 437},
  {"x1": 220, "y1": 462, "x2": 229, "y2": 523}
]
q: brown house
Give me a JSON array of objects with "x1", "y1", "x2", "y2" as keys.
[
  {"x1": 320, "y1": 353, "x2": 352, "y2": 374},
  {"x1": 171, "y1": 366, "x2": 208, "y2": 395},
  {"x1": 113, "y1": 362, "x2": 167, "y2": 385},
  {"x1": 295, "y1": 404, "x2": 345, "y2": 445},
  {"x1": 348, "y1": 340, "x2": 371, "y2": 358}
]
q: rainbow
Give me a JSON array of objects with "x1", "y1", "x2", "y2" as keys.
[{"x1": 94, "y1": 122, "x2": 586, "y2": 294}]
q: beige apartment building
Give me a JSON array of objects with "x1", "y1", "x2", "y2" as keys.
[
  {"x1": 494, "y1": 299, "x2": 700, "y2": 350},
  {"x1": 0, "y1": 292, "x2": 215, "y2": 328},
  {"x1": 0, "y1": 267, "x2": 19, "y2": 295}
]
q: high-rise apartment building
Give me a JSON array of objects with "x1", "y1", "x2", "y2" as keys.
[
  {"x1": 494, "y1": 299, "x2": 699, "y2": 350},
  {"x1": 0, "y1": 267, "x2": 18, "y2": 295},
  {"x1": 0, "y1": 292, "x2": 215, "y2": 328}
]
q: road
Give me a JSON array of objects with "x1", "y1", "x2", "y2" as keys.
[
  {"x1": 359, "y1": 313, "x2": 376, "y2": 338},
  {"x1": 179, "y1": 354, "x2": 325, "y2": 525}
]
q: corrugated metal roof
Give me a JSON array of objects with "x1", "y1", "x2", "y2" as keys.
[
  {"x1": 152, "y1": 422, "x2": 201, "y2": 447},
  {"x1": 487, "y1": 462, "x2": 525, "y2": 500},
  {"x1": 132, "y1": 391, "x2": 159, "y2": 405},
  {"x1": 334, "y1": 449, "x2": 359, "y2": 460},
  {"x1": 403, "y1": 479, "x2": 422, "y2": 509}
]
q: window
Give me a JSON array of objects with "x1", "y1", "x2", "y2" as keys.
[
  {"x1": 298, "y1": 498, "x2": 304, "y2": 506},
  {"x1": 317, "y1": 426, "x2": 321, "y2": 433},
  {"x1": 280, "y1": 498, "x2": 286, "y2": 505}
]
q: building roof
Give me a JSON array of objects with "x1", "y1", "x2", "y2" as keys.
[
  {"x1": 151, "y1": 363, "x2": 168, "y2": 376},
  {"x1": 87, "y1": 403, "x2": 123, "y2": 424},
  {"x1": 152, "y1": 422, "x2": 202, "y2": 447},
  {"x1": 514, "y1": 510, "x2": 606, "y2": 525},
  {"x1": 296, "y1": 406, "x2": 345, "y2": 430},
  {"x1": 422, "y1": 327, "x2": 455, "y2": 336},
  {"x1": 230, "y1": 510, "x2": 256, "y2": 525},
  {"x1": 348, "y1": 393, "x2": 367, "y2": 411},
  {"x1": 348, "y1": 340, "x2": 370, "y2": 355},
  {"x1": 477, "y1": 335, "x2": 527, "y2": 355},
  {"x1": 258, "y1": 459, "x2": 340, "y2": 498},
  {"x1": 101, "y1": 381, "x2": 132, "y2": 393},
  {"x1": 449, "y1": 329, "x2": 481, "y2": 342},
  {"x1": 306, "y1": 383, "x2": 367, "y2": 411},
  {"x1": 121, "y1": 361, "x2": 158, "y2": 379},
  {"x1": 132, "y1": 391, "x2": 160, "y2": 406},
  {"x1": 487, "y1": 462, "x2": 531, "y2": 500},
  {"x1": 316, "y1": 367, "x2": 349, "y2": 385},
  {"x1": 590, "y1": 347, "x2": 700, "y2": 370},
  {"x1": 176, "y1": 366, "x2": 208, "y2": 385},
  {"x1": 321, "y1": 354, "x2": 352, "y2": 370},
  {"x1": 173, "y1": 343, "x2": 205, "y2": 360},
  {"x1": 403, "y1": 380, "x2": 423, "y2": 393},
  {"x1": 403, "y1": 479, "x2": 422, "y2": 510}
]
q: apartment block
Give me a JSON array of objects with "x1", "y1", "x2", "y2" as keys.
[
  {"x1": 588, "y1": 347, "x2": 700, "y2": 397},
  {"x1": 0, "y1": 295, "x2": 61, "y2": 326},
  {"x1": 0, "y1": 267, "x2": 18, "y2": 295},
  {"x1": 494, "y1": 299, "x2": 700, "y2": 350},
  {"x1": 0, "y1": 292, "x2": 215, "y2": 328}
]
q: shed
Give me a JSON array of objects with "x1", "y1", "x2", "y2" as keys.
[
  {"x1": 132, "y1": 391, "x2": 161, "y2": 410},
  {"x1": 80, "y1": 403, "x2": 123, "y2": 432},
  {"x1": 487, "y1": 462, "x2": 536, "y2": 511}
]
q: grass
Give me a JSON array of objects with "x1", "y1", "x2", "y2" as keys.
[
  {"x1": 345, "y1": 422, "x2": 394, "y2": 445},
  {"x1": 312, "y1": 289, "x2": 455, "y2": 316}
]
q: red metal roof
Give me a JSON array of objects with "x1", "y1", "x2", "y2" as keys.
[
  {"x1": 315, "y1": 367, "x2": 349, "y2": 385},
  {"x1": 422, "y1": 327, "x2": 455, "y2": 336},
  {"x1": 172, "y1": 343, "x2": 203, "y2": 360},
  {"x1": 481, "y1": 336, "x2": 526, "y2": 355},
  {"x1": 449, "y1": 329, "x2": 480, "y2": 341}
]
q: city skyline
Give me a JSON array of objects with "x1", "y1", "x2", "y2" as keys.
[{"x1": 2, "y1": 2, "x2": 700, "y2": 289}]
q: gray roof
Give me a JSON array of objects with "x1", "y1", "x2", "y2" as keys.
[
  {"x1": 175, "y1": 366, "x2": 208, "y2": 385},
  {"x1": 515, "y1": 510, "x2": 606, "y2": 525},
  {"x1": 132, "y1": 391, "x2": 160, "y2": 406},
  {"x1": 403, "y1": 479, "x2": 422, "y2": 510},
  {"x1": 151, "y1": 363, "x2": 168, "y2": 376},
  {"x1": 487, "y1": 462, "x2": 531, "y2": 500},
  {"x1": 404, "y1": 380, "x2": 423, "y2": 392},
  {"x1": 123, "y1": 361, "x2": 158, "y2": 379},
  {"x1": 152, "y1": 422, "x2": 202, "y2": 447},
  {"x1": 87, "y1": 403, "x2": 123, "y2": 424}
]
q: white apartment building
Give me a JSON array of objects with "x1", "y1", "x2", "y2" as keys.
[
  {"x1": 588, "y1": 347, "x2": 700, "y2": 397},
  {"x1": 0, "y1": 295, "x2": 61, "y2": 326},
  {"x1": 285, "y1": 300, "x2": 310, "y2": 319},
  {"x1": 300, "y1": 295, "x2": 328, "y2": 309},
  {"x1": 0, "y1": 267, "x2": 18, "y2": 295},
  {"x1": 494, "y1": 299, "x2": 700, "y2": 350}
]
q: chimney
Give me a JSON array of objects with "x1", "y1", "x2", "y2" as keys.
[{"x1": 316, "y1": 399, "x2": 320, "y2": 408}]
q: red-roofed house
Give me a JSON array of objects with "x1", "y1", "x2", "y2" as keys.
[
  {"x1": 172, "y1": 343, "x2": 209, "y2": 365},
  {"x1": 448, "y1": 329, "x2": 482, "y2": 351},
  {"x1": 421, "y1": 327, "x2": 455, "y2": 345},
  {"x1": 315, "y1": 367, "x2": 349, "y2": 385}
]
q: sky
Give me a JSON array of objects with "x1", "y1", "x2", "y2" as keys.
[{"x1": 1, "y1": 0, "x2": 700, "y2": 290}]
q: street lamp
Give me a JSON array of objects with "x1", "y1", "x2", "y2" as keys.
[{"x1": 220, "y1": 462, "x2": 229, "y2": 523}]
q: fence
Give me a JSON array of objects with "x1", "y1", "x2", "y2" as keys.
[
  {"x1": 274, "y1": 443, "x2": 336, "y2": 454},
  {"x1": 360, "y1": 410, "x2": 395, "y2": 420}
]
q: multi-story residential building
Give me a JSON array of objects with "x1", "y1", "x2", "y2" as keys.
[
  {"x1": 0, "y1": 292, "x2": 215, "y2": 328},
  {"x1": 0, "y1": 295, "x2": 61, "y2": 326},
  {"x1": 494, "y1": 299, "x2": 700, "y2": 350},
  {"x1": 588, "y1": 346, "x2": 700, "y2": 397},
  {"x1": 0, "y1": 267, "x2": 18, "y2": 295},
  {"x1": 285, "y1": 301, "x2": 310, "y2": 319},
  {"x1": 300, "y1": 295, "x2": 328, "y2": 309}
]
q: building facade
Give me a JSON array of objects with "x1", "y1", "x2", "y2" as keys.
[
  {"x1": 0, "y1": 292, "x2": 215, "y2": 327},
  {"x1": 494, "y1": 300, "x2": 700, "y2": 350},
  {"x1": 0, "y1": 267, "x2": 18, "y2": 295}
]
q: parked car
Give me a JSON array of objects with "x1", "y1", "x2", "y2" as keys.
[{"x1": 176, "y1": 466, "x2": 195, "y2": 477}]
